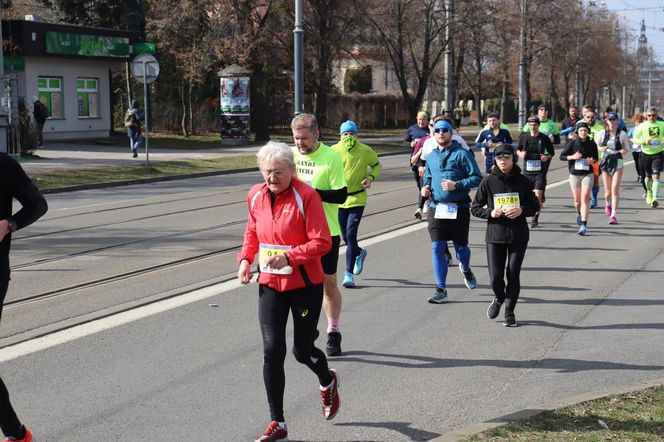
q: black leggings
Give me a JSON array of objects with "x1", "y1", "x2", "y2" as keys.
[
  {"x1": 632, "y1": 151, "x2": 647, "y2": 190},
  {"x1": 486, "y1": 242, "x2": 528, "y2": 313},
  {"x1": 412, "y1": 168, "x2": 426, "y2": 209},
  {"x1": 0, "y1": 279, "x2": 22, "y2": 438},
  {"x1": 258, "y1": 283, "x2": 332, "y2": 422}
]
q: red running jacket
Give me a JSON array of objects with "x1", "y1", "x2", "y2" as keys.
[{"x1": 238, "y1": 177, "x2": 332, "y2": 292}]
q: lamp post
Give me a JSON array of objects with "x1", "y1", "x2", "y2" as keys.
[
  {"x1": 293, "y1": 0, "x2": 303, "y2": 115},
  {"x1": 0, "y1": 3, "x2": 6, "y2": 154}
]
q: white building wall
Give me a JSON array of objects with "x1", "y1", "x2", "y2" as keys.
[{"x1": 24, "y1": 57, "x2": 120, "y2": 140}]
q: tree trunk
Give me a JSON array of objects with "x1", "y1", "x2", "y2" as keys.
[
  {"x1": 125, "y1": 62, "x2": 132, "y2": 106},
  {"x1": 501, "y1": 65, "x2": 509, "y2": 123},
  {"x1": 181, "y1": 83, "x2": 189, "y2": 137},
  {"x1": 188, "y1": 81, "x2": 195, "y2": 135},
  {"x1": 251, "y1": 66, "x2": 270, "y2": 142}
]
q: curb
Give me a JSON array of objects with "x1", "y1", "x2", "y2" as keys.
[
  {"x1": 432, "y1": 377, "x2": 664, "y2": 441},
  {"x1": 38, "y1": 150, "x2": 406, "y2": 195}
]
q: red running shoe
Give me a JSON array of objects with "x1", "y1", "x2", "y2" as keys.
[
  {"x1": 255, "y1": 421, "x2": 288, "y2": 442},
  {"x1": 3, "y1": 426, "x2": 33, "y2": 442},
  {"x1": 320, "y1": 368, "x2": 340, "y2": 420}
]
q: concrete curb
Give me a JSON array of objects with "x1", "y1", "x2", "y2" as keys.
[
  {"x1": 39, "y1": 150, "x2": 406, "y2": 194},
  {"x1": 432, "y1": 377, "x2": 664, "y2": 441}
]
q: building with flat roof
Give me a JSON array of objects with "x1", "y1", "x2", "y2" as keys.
[{"x1": 2, "y1": 18, "x2": 139, "y2": 141}]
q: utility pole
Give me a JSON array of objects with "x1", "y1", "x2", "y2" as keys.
[
  {"x1": 444, "y1": 0, "x2": 453, "y2": 118},
  {"x1": 518, "y1": 0, "x2": 527, "y2": 128},
  {"x1": 293, "y1": 0, "x2": 304, "y2": 115}
]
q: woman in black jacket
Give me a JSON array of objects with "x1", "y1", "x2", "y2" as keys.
[
  {"x1": 471, "y1": 144, "x2": 540, "y2": 327},
  {"x1": 558, "y1": 122, "x2": 599, "y2": 236}
]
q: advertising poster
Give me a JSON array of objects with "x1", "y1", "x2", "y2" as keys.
[{"x1": 220, "y1": 76, "x2": 250, "y2": 140}]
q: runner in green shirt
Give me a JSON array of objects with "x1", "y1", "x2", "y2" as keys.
[
  {"x1": 522, "y1": 104, "x2": 560, "y2": 144},
  {"x1": 331, "y1": 120, "x2": 382, "y2": 289},
  {"x1": 291, "y1": 113, "x2": 348, "y2": 357},
  {"x1": 632, "y1": 107, "x2": 664, "y2": 207}
]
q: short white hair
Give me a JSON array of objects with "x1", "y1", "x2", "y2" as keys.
[{"x1": 256, "y1": 142, "x2": 295, "y2": 169}]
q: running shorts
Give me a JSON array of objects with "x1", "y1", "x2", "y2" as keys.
[
  {"x1": 524, "y1": 172, "x2": 547, "y2": 191},
  {"x1": 426, "y1": 206, "x2": 470, "y2": 245},
  {"x1": 321, "y1": 235, "x2": 341, "y2": 275},
  {"x1": 569, "y1": 173, "x2": 593, "y2": 188},
  {"x1": 641, "y1": 152, "x2": 664, "y2": 176}
]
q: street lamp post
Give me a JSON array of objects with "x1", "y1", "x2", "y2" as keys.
[
  {"x1": 293, "y1": 0, "x2": 304, "y2": 115},
  {"x1": 518, "y1": 0, "x2": 527, "y2": 128}
]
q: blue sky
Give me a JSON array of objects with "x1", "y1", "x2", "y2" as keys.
[{"x1": 603, "y1": 0, "x2": 664, "y2": 59}]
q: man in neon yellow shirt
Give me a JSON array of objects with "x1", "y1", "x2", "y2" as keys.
[
  {"x1": 633, "y1": 107, "x2": 664, "y2": 207},
  {"x1": 291, "y1": 113, "x2": 348, "y2": 356},
  {"x1": 522, "y1": 104, "x2": 560, "y2": 144},
  {"x1": 331, "y1": 120, "x2": 382, "y2": 289}
]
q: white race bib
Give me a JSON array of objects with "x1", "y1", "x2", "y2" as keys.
[
  {"x1": 259, "y1": 243, "x2": 293, "y2": 275},
  {"x1": 434, "y1": 202, "x2": 458, "y2": 219},
  {"x1": 651, "y1": 139, "x2": 660, "y2": 147},
  {"x1": 574, "y1": 159, "x2": 590, "y2": 171},
  {"x1": 493, "y1": 192, "x2": 520, "y2": 210},
  {"x1": 526, "y1": 159, "x2": 542, "y2": 172}
]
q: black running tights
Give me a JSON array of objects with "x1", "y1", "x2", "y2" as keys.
[
  {"x1": 258, "y1": 283, "x2": 332, "y2": 422},
  {"x1": 486, "y1": 242, "x2": 528, "y2": 312},
  {"x1": 0, "y1": 279, "x2": 22, "y2": 438}
]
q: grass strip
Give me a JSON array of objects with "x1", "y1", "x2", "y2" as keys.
[{"x1": 463, "y1": 385, "x2": 664, "y2": 441}]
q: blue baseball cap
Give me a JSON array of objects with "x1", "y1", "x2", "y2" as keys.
[
  {"x1": 606, "y1": 112, "x2": 618, "y2": 120},
  {"x1": 339, "y1": 120, "x2": 358, "y2": 134},
  {"x1": 433, "y1": 120, "x2": 453, "y2": 132}
]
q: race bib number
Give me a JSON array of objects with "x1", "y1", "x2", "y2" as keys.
[
  {"x1": 493, "y1": 192, "x2": 520, "y2": 210},
  {"x1": 574, "y1": 159, "x2": 590, "y2": 171},
  {"x1": 526, "y1": 160, "x2": 542, "y2": 172},
  {"x1": 259, "y1": 243, "x2": 293, "y2": 275},
  {"x1": 434, "y1": 202, "x2": 458, "y2": 219},
  {"x1": 651, "y1": 139, "x2": 661, "y2": 147}
]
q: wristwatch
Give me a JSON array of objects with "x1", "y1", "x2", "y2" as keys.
[{"x1": 6, "y1": 218, "x2": 17, "y2": 233}]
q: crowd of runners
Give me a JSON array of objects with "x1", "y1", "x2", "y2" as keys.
[{"x1": 1, "y1": 104, "x2": 661, "y2": 442}]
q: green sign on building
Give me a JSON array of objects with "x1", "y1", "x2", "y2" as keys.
[
  {"x1": 133, "y1": 42, "x2": 156, "y2": 55},
  {"x1": 3, "y1": 56, "x2": 25, "y2": 71},
  {"x1": 45, "y1": 32, "x2": 130, "y2": 58}
]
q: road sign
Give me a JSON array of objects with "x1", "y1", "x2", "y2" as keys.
[{"x1": 131, "y1": 54, "x2": 159, "y2": 84}]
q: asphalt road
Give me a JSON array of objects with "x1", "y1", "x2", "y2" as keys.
[{"x1": 1, "y1": 153, "x2": 663, "y2": 441}]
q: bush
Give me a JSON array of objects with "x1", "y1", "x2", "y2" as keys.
[{"x1": 344, "y1": 66, "x2": 372, "y2": 94}]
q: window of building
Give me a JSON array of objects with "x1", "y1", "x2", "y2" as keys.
[
  {"x1": 77, "y1": 78, "x2": 99, "y2": 118},
  {"x1": 37, "y1": 77, "x2": 63, "y2": 118}
]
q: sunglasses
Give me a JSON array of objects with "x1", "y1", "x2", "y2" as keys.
[
  {"x1": 434, "y1": 128, "x2": 451, "y2": 134},
  {"x1": 647, "y1": 114, "x2": 657, "y2": 117},
  {"x1": 495, "y1": 154, "x2": 513, "y2": 160}
]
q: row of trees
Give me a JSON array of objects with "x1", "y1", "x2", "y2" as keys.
[{"x1": 8, "y1": 0, "x2": 650, "y2": 138}]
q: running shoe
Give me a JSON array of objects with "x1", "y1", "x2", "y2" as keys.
[
  {"x1": 609, "y1": 216, "x2": 617, "y2": 224},
  {"x1": 414, "y1": 208, "x2": 422, "y2": 220},
  {"x1": 326, "y1": 332, "x2": 342, "y2": 357},
  {"x1": 604, "y1": 202, "x2": 612, "y2": 215},
  {"x1": 642, "y1": 191, "x2": 648, "y2": 198},
  {"x1": 577, "y1": 225, "x2": 587, "y2": 236},
  {"x1": 3, "y1": 427, "x2": 34, "y2": 442},
  {"x1": 646, "y1": 191, "x2": 653, "y2": 205},
  {"x1": 487, "y1": 298, "x2": 503, "y2": 320},
  {"x1": 342, "y1": 271, "x2": 355, "y2": 288},
  {"x1": 652, "y1": 200, "x2": 659, "y2": 208},
  {"x1": 255, "y1": 421, "x2": 288, "y2": 442},
  {"x1": 530, "y1": 219, "x2": 539, "y2": 228},
  {"x1": 320, "y1": 369, "x2": 340, "y2": 420},
  {"x1": 459, "y1": 263, "x2": 477, "y2": 289},
  {"x1": 353, "y1": 248, "x2": 367, "y2": 275},
  {"x1": 576, "y1": 214, "x2": 582, "y2": 226},
  {"x1": 427, "y1": 288, "x2": 448, "y2": 304},
  {"x1": 503, "y1": 312, "x2": 518, "y2": 327}
]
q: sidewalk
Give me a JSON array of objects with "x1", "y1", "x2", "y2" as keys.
[{"x1": 18, "y1": 135, "x2": 407, "y2": 174}]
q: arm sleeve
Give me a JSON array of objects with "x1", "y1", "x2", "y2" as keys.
[
  {"x1": 316, "y1": 152, "x2": 347, "y2": 204},
  {"x1": 470, "y1": 179, "x2": 491, "y2": 219},
  {"x1": 316, "y1": 187, "x2": 347, "y2": 204},
  {"x1": 559, "y1": 140, "x2": 574, "y2": 161},
  {"x1": 8, "y1": 158, "x2": 48, "y2": 230},
  {"x1": 456, "y1": 150, "x2": 483, "y2": 190},
  {"x1": 237, "y1": 192, "x2": 260, "y2": 264},
  {"x1": 365, "y1": 148, "x2": 381, "y2": 181},
  {"x1": 520, "y1": 180, "x2": 540, "y2": 217},
  {"x1": 287, "y1": 191, "x2": 332, "y2": 266}
]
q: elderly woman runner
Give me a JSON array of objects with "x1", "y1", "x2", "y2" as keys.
[
  {"x1": 471, "y1": 144, "x2": 540, "y2": 327},
  {"x1": 237, "y1": 142, "x2": 341, "y2": 442}
]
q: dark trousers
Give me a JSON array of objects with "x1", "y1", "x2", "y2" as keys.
[
  {"x1": 486, "y1": 242, "x2": 528, "y2": 312},
  {"x1": 0, "y1": 279, "x2": 22, "y2": 438},
  {"x1": 36, "y1": 122, "x2": 44, "y2": 147},
  {"x1": 339, "y1": 206, "x2": 365, "y2": 273},
  {"x1": 633, "y1": 151, "x2": 647, "y2": 190},
  {"x1": 259, "y1": 283, "x2": 332, "y2": 422},
  {"x1": 412, "y1": 168, "x2": 426, "y2": 209}
]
